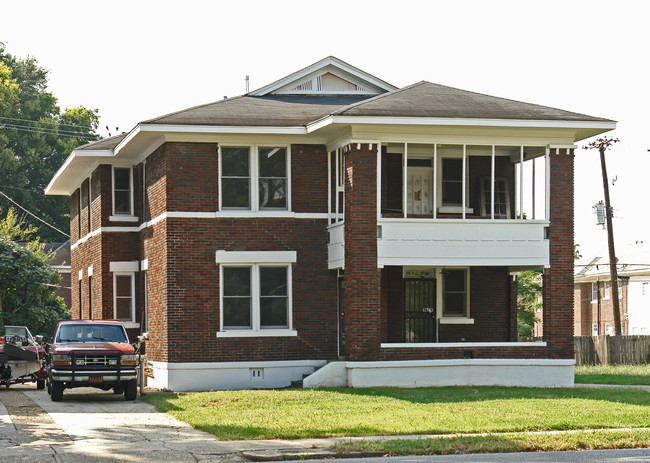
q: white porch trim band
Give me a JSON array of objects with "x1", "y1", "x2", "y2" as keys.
[
  {"x1": 146, "y1": 359, "x2": 327, "y2": 392},
  {"x1": 303, "y1": 359, "x2": 575, "y2": 389},
  {"x1": 381, "y1": 341, "x2": 547, "y2": 348}
]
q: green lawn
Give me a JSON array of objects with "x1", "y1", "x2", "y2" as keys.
[
  {"x1": 575, "y1": 364, "x2": 650, "y2": 385},
  {"x1": 333, "y1": 429, "x2": 650, "y2": 456},
  {"x1": 142, "y1": 386, "x2": 650, "y2": 441}
]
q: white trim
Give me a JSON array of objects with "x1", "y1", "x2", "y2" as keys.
[
  {"x1": 307, "y1": 115, "x2": 617, "y2": 133},
  {"x1": 216, "y1": 329, "x2": 297, "y2": 338},
  {"x1": 141, "y1": 259, "x2": 148, "y2": 271},
  {"x1": 109, "y1": 215, "x2": 139, "y2": 222},
  {"x1": 78, "y1": 270, "x2": 83, "y2": 280},
  {"x1": 439, "y1": 318, "x2": 474, "y2": 325},
  {"x1": 122, "y1": 322, "x2": 140, "y2": 329},
  {"x1": 381, "y1": 341, "x2": 547, "y2": 348},
  {"x1": 109, "y1": 261, "x2": 139, "y2": 272},
  {"x1": 215, "y1": 250, "x2": 297, "y2": 264},
  {"x1": 87, "y1": 265, "x2": 93, "y2": 277}
]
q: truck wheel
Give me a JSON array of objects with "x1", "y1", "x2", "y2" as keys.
[
  {"x1": 36, "y1": 379, "x2": 45, "y2": 390},
  {"x1": 124, "y1": 380, "x2": 137, "y2": 401},
  {"x1": 50, "y1": 381, "x2": 64, "y2": 402}
]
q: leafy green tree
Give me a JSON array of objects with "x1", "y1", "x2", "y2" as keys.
[
  {"x1": 0, "y1": 208, "x2": 70, "y2": 335},
  {"x1": 0, "y1": 42, "x2": 100, "y2": 242},
  {"x1": 517, "y1": 270, "x2": 542, "y2": 339}
]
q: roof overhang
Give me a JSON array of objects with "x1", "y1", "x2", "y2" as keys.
[{"x1": 307, "y1": 116, "x2": 616, "y2": 142}]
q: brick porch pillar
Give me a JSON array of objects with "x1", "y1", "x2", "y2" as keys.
[
  {"x1": 343, "y1": 143, "x2": 381, "y2": 361},
  {"x1": 544, "y1": 148, "x2": 575, "y2": 359}
]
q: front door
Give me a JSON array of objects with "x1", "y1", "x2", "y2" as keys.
[{"x1": 404, "y1": 278, "x2": 437, "y2": 342}]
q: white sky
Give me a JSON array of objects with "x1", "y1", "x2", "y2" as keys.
[{"x1": 3, "y1": 0, "x2": 649, "y2": 258}]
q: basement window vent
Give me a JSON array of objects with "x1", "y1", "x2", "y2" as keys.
[{"x1": 250, "y1": 368, "x2": 264, "y2": 380}]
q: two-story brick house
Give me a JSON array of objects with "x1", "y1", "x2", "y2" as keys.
[{"x1": 46, "y1": 57, "x2": 615, "y2": 391}]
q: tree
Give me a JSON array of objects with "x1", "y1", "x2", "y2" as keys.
[
  {"x1": 517, "y1": 270, "x2": 542, "y2": 339},
  {"x1": 0, "y1": 43, "x2": 100, "y2": 242},
  {"x1": 0, "y1": 208, "x2": 70, "y2": 335}
]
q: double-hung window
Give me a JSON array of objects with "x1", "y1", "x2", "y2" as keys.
[
  {"x1": 591, "y1": 282, "x2": 598, "y2": 303},
  {"x1": 220, "y1": 146, "x2": 289, "y2": 211},
  {"x1": 217, "y1": 251, "x2": 296, "y2": 337},
  {"x1": 114, "y1": 273, "x2": 135, "y2": 323},
  {"x1": 442, "y1": 268, "x2": 469, "y2": 318},
  {"x1": 112, "y1": 167, "x2": 134, "y2": 216},
  {"x1": 441, "y1": 158, "x2": 463, "y2": 206}
]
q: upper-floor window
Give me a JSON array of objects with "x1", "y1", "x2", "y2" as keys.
[
  {"x1": 112, "y1": 167, "x2": 133, "y2": 216},
  {"x1": 591, "y1": 282, "x2": 598, "y2": 302},
  {"x1": 604, "y1": 280, "x2": 611, "y2": 300},
  {"x1": 220, "y1": 146, "x2": 289, "y2": 211},
  {"x1": 480, "y1": 177, "x2": 510, "y2": 218},
  {"x1": 442, "y1": 158, "x2": 462, "y2": 206}
]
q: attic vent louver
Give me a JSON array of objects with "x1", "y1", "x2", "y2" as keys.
[{"x1": 291, "y1": 80, "x2": 313, "y2": 91}]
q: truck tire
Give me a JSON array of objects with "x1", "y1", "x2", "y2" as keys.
[
  {"x1": 51, "y1": 381, "x2": 64, "y2": 402},
  {"x1": 124, "y1": 379, "x2": 137, "y2": 401},
  {"x1": 36, "y1": 379, "x2": 45, "y2": 390}
]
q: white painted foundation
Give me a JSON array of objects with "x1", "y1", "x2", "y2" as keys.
[
  {"x1": 146, "y1": 360, "x2": 327, "y2": 392},
  {"x1": 303, "y1": 359, "x2": 575, "y2": 388}
]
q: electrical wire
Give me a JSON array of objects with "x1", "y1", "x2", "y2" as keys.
[
  {"x1": 0, "y1": 122, "x2": 97, "y2": 140},
  {"x1": 0, "y1": 115, "x2": 94, "y2": 130},
  {"x1": 0, "y1": 189, "x2": 70, "y2": 238}
]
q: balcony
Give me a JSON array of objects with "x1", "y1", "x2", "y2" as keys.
[{"x1": 328, "y1": 219, "x2": 549, "y2": 269}]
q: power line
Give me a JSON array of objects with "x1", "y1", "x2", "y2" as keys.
[
  {"x1": 0, "y1": 115, "x2": 95, "y2": 130},
  {"x1": 0, "y1": 123, "x2": 97, "y2": 140},
  {"x1": 0, "y1": 189, "x2": 70, "y2": 238}
]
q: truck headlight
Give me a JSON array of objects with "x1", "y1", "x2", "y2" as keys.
[
  {"x1": 121, "y1": 354, "x2": 137, "y2": 365},
  {"x1": 52, "y1": 354, "x2": 71, "y2": 365}
]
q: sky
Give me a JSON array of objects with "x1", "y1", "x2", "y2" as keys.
[{"x1": 3, "y1": 0, "x2": 648, "y2": 258}]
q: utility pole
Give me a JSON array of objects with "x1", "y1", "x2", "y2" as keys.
[{"x1": 585, "y1": 137, "x2": 621, "y2": 335}]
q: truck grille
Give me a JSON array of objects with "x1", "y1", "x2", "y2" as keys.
[{"x1": 75, "y1": 353, "x2": 119, "y2": 367}]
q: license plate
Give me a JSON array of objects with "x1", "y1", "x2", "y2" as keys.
[{"x1": 89, "y1": 376, "x2": 103, "y2": 383}]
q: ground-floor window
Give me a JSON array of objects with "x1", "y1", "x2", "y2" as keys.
[
  {"x1": 216, "y1": 250, "x2": 296, "y2": 337},
  {"x1": 114, "y1": 273, "x2": 135, "y2": 322}
]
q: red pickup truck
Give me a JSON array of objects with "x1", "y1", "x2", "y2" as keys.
[{"x1": 45, "y1": 320, "x2": 138, "y2": 401}]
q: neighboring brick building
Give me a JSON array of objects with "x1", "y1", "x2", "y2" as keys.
[
  {"x1": 46, "y1": 57, "x2": 615, "y2": 391},
  {"x1": 574, "y1": 243, "x2": 650, "y2": 336}
]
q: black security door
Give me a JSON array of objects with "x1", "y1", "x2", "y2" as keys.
[{"x1": 404, "y1": 278, "x2": 437, "y2": 343}]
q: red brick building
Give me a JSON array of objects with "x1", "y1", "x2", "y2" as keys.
[{"x1": 46, "y1": 57, "x2": 615, "y2": 390}]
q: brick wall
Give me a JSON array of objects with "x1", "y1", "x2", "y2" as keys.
[
  {"x1": 574, "y1": 280, "x2": 629, "y2": 335},
  {"x1": 544, "y1": 149, "x2": 575, "y2": 359},
  {"x1": 343, "y1": 143, "x2": 381, "y2": 360}
]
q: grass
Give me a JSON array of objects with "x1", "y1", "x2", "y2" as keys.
[
  {"x1": 333, "y1": 429, "x2": 650, "y2": 456},
  {"x1": 575, "y1": 364, "x2": 650, "y2": 385},
  {"x1": 142, "y1": 386, "x2": 650, "y2": 441}
]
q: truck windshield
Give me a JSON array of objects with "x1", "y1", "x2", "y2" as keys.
[{"x1": 56, "y1": 324, "x2": 128, "y2": 343}]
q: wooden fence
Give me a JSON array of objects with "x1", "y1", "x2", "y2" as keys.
[{"x1": 575, "y1": 336, "x2": 650, "y2": 365}]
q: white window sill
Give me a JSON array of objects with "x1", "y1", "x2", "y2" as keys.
[
  {"x1": 438, "y1": 206, "x2": 474, "y2": 214},
  {"x1": 110, "y1": 215, "x2": 139, "y2": 222},
  {"x1": 121, "y1": 322, "x2": 140, "y2": 329},
  {"x1": 217, "y1": 329, "x2": 297, "y2": 338},
  {"x1": 439, "y1": 317, "x2": 474, "y2": 325}
]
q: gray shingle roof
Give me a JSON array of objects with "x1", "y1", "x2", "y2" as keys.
[
  {"x1": 141, "y1": 94, "x2": 372, "y2": 127},
  {"x1": 333, "y1": 81, "x2": 613, "y2": 122},
  {"x1": 76, "y1": 133, "x2": 128, "y2": 151}
]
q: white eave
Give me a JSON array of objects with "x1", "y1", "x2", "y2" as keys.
[{"x1": 307, "y1": 115, "x2": 617, "y2": 134}]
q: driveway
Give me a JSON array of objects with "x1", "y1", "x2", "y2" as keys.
[{"x1": 0, "y1": 384, "x2": 327, "y2": 462}]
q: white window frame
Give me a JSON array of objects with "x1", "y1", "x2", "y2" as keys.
[
  {"x1": 591, "y1": 282, "x2": 599, "y2": 303},
  {"x1": 435, "y1": 154, "x2": 473, "y2": 214},
  {"x1": 113, "y1": 272, "x2": 136, "y2": 324},
  {"x1": 604, "y1": 280, "x2": 611, "y2": 300},
  {"x1": 111, "y1": 166, "x2": 136, "y2": 220},
  {"x1": 218, "y1": 145, "x2": 291, "y2": 212},
  {"x1": 618, "y1": 278, "x2": 623, "y2": 299},
  {"x1": 216, "y1": 250, "x2": 296, "y2": 337},
  {"x1": 438, "y1": 267, "x2": 472, "y2": 323}
]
